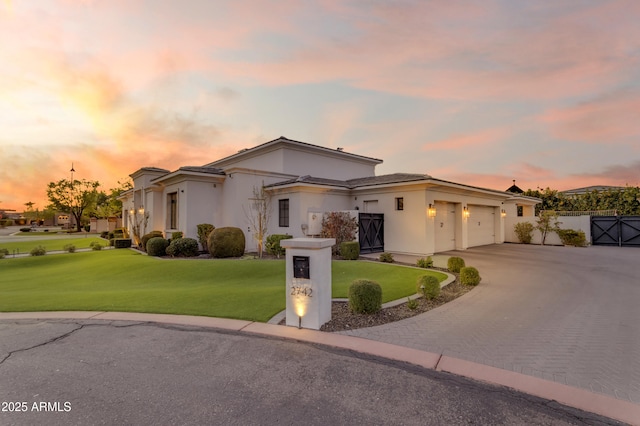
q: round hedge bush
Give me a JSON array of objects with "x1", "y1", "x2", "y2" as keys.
[
  {"x1": 447, "y1": 256, "x2": 465, "y2": 273},
  {"x1": 140, "y1": 231, "x2": 164, "y2": 252},
  {"x1": 30, "y1": 245, "x2": 46, "y2": 256},
  {"x1": 166, "y1": 237, "x2": 199, "y2": 257},
  {"x1": 348, "y1": 279, "x2": 382, "y2": 314},
  {"x1": 416, "y1": 275, "x2": 440, "y2": 300},
  {"x1": 147, "y1": 237, "x2": 169, "y2": 257},
  {"x1": 460, "y1": 266, "x2": 481, "y2": 286},
  {"x1": 340, "y1": 241, "x2": 360, "y2": 260},
  {"x1": 208, "y1": 227, "x2": 245, "y2": 258}
]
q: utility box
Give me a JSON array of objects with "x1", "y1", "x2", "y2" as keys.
[{"x1": 281, "y1": 238, "x2": 335, "y2": 330}]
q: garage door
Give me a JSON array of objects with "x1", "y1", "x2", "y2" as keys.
[
  {"x1": 468, "y1": 205, "x2": 495, "y2": 247},
  {"x1": 434, "y1": 202, "x2": 456, "y2": 252}
]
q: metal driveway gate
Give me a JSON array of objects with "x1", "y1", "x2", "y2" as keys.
[
  {"x1": 591, "y1": 216, "x2": 640, "y2": 247},
  {"x1": 359, "y1": 213, "x2": 384, "y2": 253}
]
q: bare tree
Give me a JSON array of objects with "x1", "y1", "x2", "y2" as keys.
[{"x1": 245, "y1": 186, "x2": 271, "y2": 258}]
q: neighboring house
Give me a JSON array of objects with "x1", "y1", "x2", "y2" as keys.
[
  {"x1": 120, "y1": 136, "x2": 540, "y2": 255},
  {"x1": 561, "y1": 185, "x2": 626, "y2": 197}
]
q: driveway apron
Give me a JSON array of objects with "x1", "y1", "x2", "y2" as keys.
[{"x1": 340, "y1": 244, "x2": 640, "y2": 405}]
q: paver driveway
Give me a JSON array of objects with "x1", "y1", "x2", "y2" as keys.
[{"x1": 341, "y1": 244, "x2": 640, "y2": 404}]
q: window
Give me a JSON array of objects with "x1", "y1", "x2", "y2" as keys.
[
  {"x1": 395, "y1": 197, "x2": 404, "y2": 211},
  {"x1": 168, "y1": 192, "x2": 178, "y2": 229},
  {"x1": 279, "y1": 199, "x2": 289, "y2": 227}
]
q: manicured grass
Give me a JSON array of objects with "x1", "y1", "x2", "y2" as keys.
[
  {"x1": 0, "y1": 250, "x2": 446, "y2": 322},
  {"x1": 0, "y1": 237, "x2": 105, "y2": 254}
]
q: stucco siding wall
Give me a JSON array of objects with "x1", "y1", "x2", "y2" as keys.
[
  {"x1": 282, "y1": 149, "x2": 376, "y2": 180},
  {"x1": 182, "y1": 180, "x2": 221, "y2": 241}
]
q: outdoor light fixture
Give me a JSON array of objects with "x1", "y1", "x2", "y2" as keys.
[
  {"x1": 463, "y1": 206, "x2": 470, "y2": 219},
  {"x1": 129, "y1": 209, "x2": 134, "y2": 215},
  {"x1": 501, "y1": 209, "x2": 506, "y2": 218},
  {"x1": 428, "y1": 204, "x2": 437, "y2": 218},
  {"x1": 138, "y1": 207, "x2": 145, "y2": 215}
]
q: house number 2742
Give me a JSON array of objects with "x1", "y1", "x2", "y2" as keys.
[{"x1": 290, "y1": 286, "x2": 313, "y2": 297}]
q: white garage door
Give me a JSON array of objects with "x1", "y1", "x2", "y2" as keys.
[
  {"x1": 468, "y1": 205, "x2": 495, "y2": 247},
  {"x1": 434, "y1": 201, "x2": 456, "y2": 252}
]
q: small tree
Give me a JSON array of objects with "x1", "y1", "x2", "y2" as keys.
[
  {"x1": 321, "y1": 211, "x2": 358, "y2": 255},
  {"x1": 46, "y1": 179, "x2": 100, "y2": 232},
  {"x1": 130, "y1": 211, "x2": 149, "y2": 247},
  {"x1": 244, "y1": 186, "x2": 271, "y2": 258},
  {"x1": 536, "y1": 211, "x2": 561, "y2": 245}
]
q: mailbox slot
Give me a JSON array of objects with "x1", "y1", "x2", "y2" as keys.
[{"x1": 293, "y1": 256, "x2": 310, "y2": 279}]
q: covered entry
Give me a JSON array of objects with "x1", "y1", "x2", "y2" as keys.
[{"x1": 359, "y1": 213, "x2": 384, "y2": 253}]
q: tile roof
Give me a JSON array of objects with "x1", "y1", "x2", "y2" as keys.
[{"x1": 266, "y1": 173, "x2": 431, "y2": 189}]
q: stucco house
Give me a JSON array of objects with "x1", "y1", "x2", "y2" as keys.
[{"x1": 120, "y1": 136, "x2": 539, "y2": 255}]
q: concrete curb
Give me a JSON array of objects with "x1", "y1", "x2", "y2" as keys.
[{"x1": 1, "y1": 311, "x2": 638, "y2": 424}]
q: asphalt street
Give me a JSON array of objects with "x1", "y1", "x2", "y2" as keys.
[{"x1": 0, "y1": 320, "x2": 621, "y2": 426}]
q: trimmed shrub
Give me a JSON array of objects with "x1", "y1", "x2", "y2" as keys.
[
  {"x1": 265, "y1": 234, "x2": 292, "y2": 258},
  {"x1": 514, "y1": 222, "x2": 534, "y2": 244},
  {"x1": 171, "y1": 231, "x2": 183, "y2": 240},
  {"x1": 30, "y1": 245, "x2": 46, "y2": 256},
  {"x1": 141, "y1": 231, "x2": 164, "y2": 252},
  {"x1": 416, "y1": 256, "x2": 433, "y2": 268},
  {"x1": 20, "y1": 228, "x2": 32, "y2": 232},
  {"x1": 447, "y1": 256, "x2": 465, "y2": 273},
  {"x1": 417, "y1": 275, "x2": 440, "y2": 300},
  {"x1": 90, "y1": 241, "x2": 103, "y2": 251},
  {"x1": 197, "y1": 224, "x2": 215, "y2": 253},
  {"x1": 114, "y1": 238, "x2": 132, "y2": 249},
  {"x1": 208, "y1": 227, "x2": 245, "y2": 258},
  {"x1": 340, "y1": 241, "x2": 360, "y2": 260},
  {"x1": 460, "y1": 266, "x2": 481, "y2": 286},
  {"x1": 146, "y1": 237, "x2": 169, "y2": 256},
  {"x1": 348, "y1": 279, "x2": 382, "y2": 314},
  {"x1": 0, "y1": 248, "x2": 9, "y2": 256},
  {"x1": 557, "y1": 229, "x2": 587, "y2": 247},
  {"x1": 166, "y1": 237, "x2": 199, "y2": 257},
  {"x1": 63, "y1": 244, "x2": 76, "y2": 253},
  {"x1": 379, "y1": 252, "x2": 394, "y2": 263}
]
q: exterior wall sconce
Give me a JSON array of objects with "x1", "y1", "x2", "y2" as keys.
[
  {"x1": 138, "y1": 207, "x2": 145, "y2": 215},
  {"x1": 129, "y1": 209, "x2": 135, "y2": 215},
  {"x1": 463, "y1": 206, "x2": 470, "y2": 219},
  {"x1": 427, "y1": 204, "x2": 437, "y2": 218},
  {"x1": 501, "y1": 209, "x2": 506, "y2": 218}
]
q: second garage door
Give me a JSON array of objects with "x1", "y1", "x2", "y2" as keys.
[{"x1": 467, "y1": 205, "x2": 496, "y2": 247}]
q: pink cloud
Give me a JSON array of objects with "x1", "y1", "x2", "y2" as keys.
[{"x1": 540, "y1": 90, "x2": 640, "y2": 144}]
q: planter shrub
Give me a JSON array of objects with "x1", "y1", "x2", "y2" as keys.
[
  {"x1": 147, "y1": 237, "x2": 169, "y2": 257},
  {"x1": 265, "y1": 234, "x2": 292, "y2": 258},
  {"x1": 514, "y1": 222, "x2": 534, "y2": 244},
  {"x1": 63, "y1": 244, "x2": 76, "y2": 253},
  {"x1": 0, "y1": 248, "x2": 8, "y2": 259},
  {"x1": 416, "y1": 275, "x2": 440, "y2": 300},
  {"x1": 114, "y1": 238, "x2": 132, "y2": 249},
  {"x1": 379, "y1": 252, "x2": 394, "y2": 263},
  {"x1": 208, "y1": 227, "x2": 245, "y2": 258},
  {"x1": 340, "y1": 241, "x2": 360, "y2": 260},
  {"x1": 166, "y1": 237, "x2": 199, "y2": 257},
  {"x1": 557, "y1": 229, "x2": 587, "y2": 247},
  {"x1": 171, "y1": 231, "x2": 183, "y2": 240},
  {"x1": 141, "y1": 231, "x2": 164, "y2": 252},
  {"x1": 348, "y1": 279, "x2": 382, "y2": 314},
  {"x1": 416, "y1": 256, "x2": 433, "y2": 268},
  {"x1": 447, "y1": 256, "x2": 465, "y2": 273},
  {"x1": 90, "y1": 242, "x2": 103, "y2": 251},
  {"x1": 460, "y1": 266, "x2": 481, "y2": 286}
]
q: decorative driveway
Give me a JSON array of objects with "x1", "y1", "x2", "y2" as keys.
[{"x1": 341, "y1": 244, "x2": 640, "y2": 405}]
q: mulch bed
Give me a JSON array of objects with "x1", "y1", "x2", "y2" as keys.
[{"x1": 319, "y1": 279, "x2": 472, "y2": 332}]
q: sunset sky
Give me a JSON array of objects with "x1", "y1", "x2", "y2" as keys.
[{"x1": 1, "y1": 0, "x2": 639, "y2": 211}]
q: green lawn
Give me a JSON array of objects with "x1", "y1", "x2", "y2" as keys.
[
  {"x1": 0, "y1": 250, "x2": 446, "y2": 322},
  {"x1": 0, "y1": 237, "x2": 105, "y2": 254}
]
